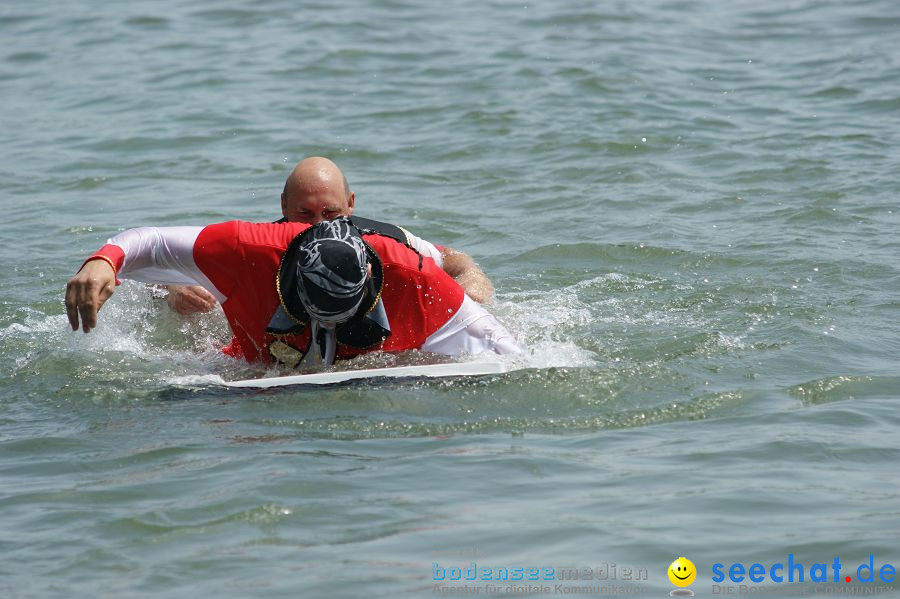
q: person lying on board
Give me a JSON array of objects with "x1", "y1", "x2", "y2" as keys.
[
  {"x1": 65, "y1": 217, "x2": 521, "y2": 367},
  {"x1": 165, "y1": 156, "x2": 494, "y2": 315}
]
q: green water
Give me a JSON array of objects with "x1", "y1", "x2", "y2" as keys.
[{"x1": 1, "y1": 0, "x2": 899, "y2": 596}]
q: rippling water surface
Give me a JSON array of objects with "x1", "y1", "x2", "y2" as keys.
[{"x1": 2, "y1": 0, "x2": 899, "y2": 596}]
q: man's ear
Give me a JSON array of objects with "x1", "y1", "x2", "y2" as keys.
[
  {"x1": 280, "y1": 193, "x2": 287, "y2": 217},
  {"x1": 348, "y1": 191, "x2": 355, "y2": 213}
]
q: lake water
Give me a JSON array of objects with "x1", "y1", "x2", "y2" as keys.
[{"x1": 1, "y1": 0, "x2": 899, "y2": 597}]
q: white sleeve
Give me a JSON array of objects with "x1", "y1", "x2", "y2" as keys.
[
  {"x1": 108, "y1": 226, "x2": 227, "y2": 303},
  {"x1": 423, "y1": 296, "x2": 522, "y2": 356},
  {"x1": 398, "y1": 226, "x2": 444, "y2": 267}
]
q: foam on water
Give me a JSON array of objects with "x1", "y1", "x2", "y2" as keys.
[
  {"x1": 4, "y1": 278, "x2": 602, "y2": 390},
  {"x1": 1, "y1": 267, "x2": 781, "y2": 439},
  {"x1": 1, "y1": 282, "x2": 235, "y2": 383}
]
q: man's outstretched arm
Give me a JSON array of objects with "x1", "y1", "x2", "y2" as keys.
[
  {"x1": 65, "y1": 225, "x2": 217, "y2": 332},
  {"x1": 441, "y1": 247, "x2": 494, "y2": 304}
]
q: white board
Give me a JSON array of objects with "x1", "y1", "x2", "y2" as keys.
[{"x1": 222, "y1": 361, "x2": 510, "y2": 388}]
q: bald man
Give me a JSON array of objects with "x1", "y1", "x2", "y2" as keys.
[{"x1": 167, "y1": 157, "x2": 494, "y2": 314}]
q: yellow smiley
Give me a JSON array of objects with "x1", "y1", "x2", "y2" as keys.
[{"x1": 668, "y1": 557, "x2": 697, "y2": 587}]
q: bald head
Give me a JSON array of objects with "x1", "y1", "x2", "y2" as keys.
[{"x1": 281, "y1": 157, "x2": 355, "y2": 224}]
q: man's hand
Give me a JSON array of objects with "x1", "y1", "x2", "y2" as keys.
[
  {"x1": 65, "y1": 259, "x2": 117, "y2": 333},
  {"x1": 441, "y1": 247, "x2": 494, "y2": 304},
  {"x1": 165, "y1": 285, "x2": 217, "y2": 315}
]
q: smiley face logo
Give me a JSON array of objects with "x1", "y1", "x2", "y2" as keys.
[{"x1": 668, "y1": 557, "x2": 697, "y2": 587}]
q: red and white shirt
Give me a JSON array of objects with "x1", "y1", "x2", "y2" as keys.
[{"x1": 89, "y1": 221, "x2": 519, "y2": 363}]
